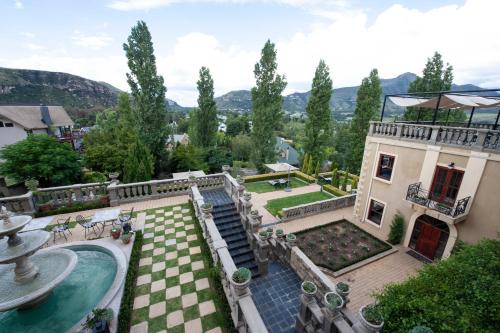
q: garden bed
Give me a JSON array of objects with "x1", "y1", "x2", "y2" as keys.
[
  {"x1": 264, "y1": 191, "x2": 333, "y2": 216},
  {"x1": 244, "y1": 177, "x2": 308, "y2": 193},
  {"x1": 296, "y1": 220, "x2": 391, "y2": 272}
]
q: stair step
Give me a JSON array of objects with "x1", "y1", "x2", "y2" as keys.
[
  {"x1": 229, "y1": 246, "x2": 252, "y2": 257},
  {"x1": 217, "y1": 221, "x2": 243, "y2": 231},
  {"x1": 224, "y1": 232, "x2": 246, "y2": 243},
  {"x1": 220, "y1": 228, "x2": 245, "y2": 238},
  {"x1": 234, "y1": 253, "x2": 256, "y2": 265},
  {"x1": 212, "y1": 210, "x2": 239, "y2": 219},
  {"x1": 227, "y1": 239, "x2": 249, "y2": 250},
  {"x1": 214, "y1": 216, "x2": 241, "y2": 225}
]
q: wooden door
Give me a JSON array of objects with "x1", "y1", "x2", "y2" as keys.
[{"x1": 416, "y1": 223, "x2": 442, "y2": 260}]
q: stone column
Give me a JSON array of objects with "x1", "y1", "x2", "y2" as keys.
[{"x1": 256, "y1": 238, "x2": 269, "y2": 276}]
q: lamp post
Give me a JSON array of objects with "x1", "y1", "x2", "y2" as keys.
[{"x1": 284, "y1": 165, "x2": 291, "y2": 192}]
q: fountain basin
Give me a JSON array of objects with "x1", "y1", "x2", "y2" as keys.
[
  {"x1": 0, "y1": 231, "x2": 50, "y2": 264},
  {"x1": 0, "y1": 242, "x2": 125, "y2": 333},
  {"x1": 0, "y1": 215, "x2": 32, "y2": 236}
]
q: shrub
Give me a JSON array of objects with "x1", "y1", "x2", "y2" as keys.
[
  {"x1": 323, "y1": 184, "x2": 348, "y2": 197},
  {"x1": 82, "y1": 171, "x2": 107, "y2": 184},
  {"x1": 301, "y1": 281, "x2": 317, "y2": 293},
  {"x1": 117, "y1": 230, "x2": 143, "y2": 333},
  {"x1": 387, "y1": 212, "x2": 405, "y2": 245},
  {"x1": 375, "y1": 239, "x2": 500, "y2": 333},
  {"x1": 336, "y1": 282, "x2": 349, "y2": 292},
  {"x1": 34, "y1": 199, "x2": 109, "y2": 217},
  {"x1": 410, "y1": 326, "x2": 434, "y2": 333},
  {"x1": 325, "y1": 292, "x2": 343, "y2": 309},
  {"x1": 362, "y1": 304, "x2": 383, "y2": 325},
  {"x1": 232, "y1": 267, "x2": 251, "y2": 283}
]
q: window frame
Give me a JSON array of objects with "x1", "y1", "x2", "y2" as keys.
[
  {"x1": 430, "y1": 165, "x2": 465, "y2": 205},
  {"x1": 4, "y1": 122, "x2": 14, "y2": 128},
  {"x1": 374, "y1": 152, "x2": 397, "y2": 184},
  {"x1": 366, "y1": 197, "x2": 386, "y2": 228}
]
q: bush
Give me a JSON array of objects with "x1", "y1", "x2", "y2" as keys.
[
  {"x1": 117, "y1": 231, "x2": 143, "y2": 333},
  {"x1": 375, "y1": 239, "x2": 500, "y2": 333},
  {"x1": 387, "y1": 213, "x2": 405, "y2": 244},
  {"x1": 82, "y1": 171, "x2": 107, "y2": 184},
  {"x1": 323, "y1": 184, "x2": 348, "y2": 197},
  {"x1": 34, "y1": 199, "x2": 109, "y2": 217}
]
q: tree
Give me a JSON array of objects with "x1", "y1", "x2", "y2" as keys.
[
  {"x1": 203, "y1": 146, "x2": 232, "y2": 173},
  {"x1": 307, "y1": 157, "x2": 314, "y2": 175},
  {"x1": 301, "y1": 153, "x2": 309, "y2": 173},
  {"x1": 0, "y1": 134, "x2": 81, "y2": 187},
  {"x1": 251, "y1": 40, "x2": 287, "y2": 170},
  {"x1": 314, "y1": 161, "x2": 320, "y2": 179},
  {"x1": 405, "y1": 52, "x2": 464, "y2": 122},
  {"x1": 375, "y1": 239, "x2": 500, "y2": 332},
  {"x1": 170, "y1": 144, "x2": 207, "y2": 172},
  {"x1": 84, "y1": 93, "x2": 137, "y2": 176},
  {"x1": 226, "y1": 115, "x2": 250, "y2": 137},
  {"x1": 349, "y1": 69, "x2": 382, "y2": 173},
  {"x1": 123, "y1": 21, "x2": 168, "y2": 169},
  {"x1": 231, "y1": 134, "x2": 253, "y2": 161},
  {"x1": 190, "y1": 67, "x2": 218, "y2": 148},
  {"x1": 304, "y1": 60, "x2": 333, "y2": 164},
  {"x1": 331, "y1": 168, "x2": 339, "y2": 187},
  {"x1": 123, "y1": 137, "x2": 154, "y2": 183}
]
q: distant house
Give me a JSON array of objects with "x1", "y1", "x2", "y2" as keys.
[
  {"x1": 0, "y1": 105, "x2": 74, "y2": 149},
  {"x1": 167, "y1": 133, "x2": 189, "y2": 150},
  {"x1": 276, "y1": 137, "x2": 299, "y2": 166},
  {"x1": 218, "y1": 123, "x2": 226, "y2": 132}
]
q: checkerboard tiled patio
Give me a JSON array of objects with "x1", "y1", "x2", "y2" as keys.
[{"x1": 130, "y1": 204, "x2": 224, "y2": 333}]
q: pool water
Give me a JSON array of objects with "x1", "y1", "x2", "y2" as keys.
[{"x1": 0, "y1": 249, "x2": 117, "y2": 333}]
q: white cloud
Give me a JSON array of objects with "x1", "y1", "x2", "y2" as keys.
[
  {"x1": 71, "y1": 32, "x2": 113, "y2": 50},
  {"x1": 14, "y1": 0, "x2": 23, "y2": 9},
  {"x1": 25, "y1": 43, "x2": 44, "y2": 51},
  {"x1": 20, "y1": 32, "x2": 35, "y2": 38}
]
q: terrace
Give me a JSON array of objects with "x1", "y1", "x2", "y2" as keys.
[{"x1": 0, "y1": 168, "x2": 422, "y2": 333}]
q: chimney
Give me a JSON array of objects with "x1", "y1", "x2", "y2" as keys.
[{"x1": 40, "y1": 105, "x2": 52, "y2": 126}]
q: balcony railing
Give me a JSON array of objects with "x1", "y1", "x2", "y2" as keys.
[
  {"x1": 369, "y1": 121, "x2": 500, "y2": 152},
  {"x1": 406, "y1": 182, "x2": 470, "y2": 218}
]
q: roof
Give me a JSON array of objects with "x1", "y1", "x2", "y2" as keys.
[
  {"x1": 172, "y1": 170, "x2": 206, "y2": 179},
  {"x1": 276, "y1": 137, "x2": 299, "y2": 165},
  {"x1": 264, "y1": 163, "x2": 298, "y2": 172},
  {"x1": 0, "y1": 105, "x2": 73, "y2": 129},
  {"x1": 389, "y1": 94, "x2": 500, "y2": 109}
]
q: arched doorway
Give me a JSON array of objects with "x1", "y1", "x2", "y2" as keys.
[{"x1": 409, "y1": 215, "x2": 450, "y2": 260}]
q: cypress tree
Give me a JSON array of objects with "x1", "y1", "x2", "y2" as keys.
[
  {"x1": 190, "y1": 67, "x2": 218, "y2": 148},
  {"x1": 123, "y1": 137, "x2": 154, "y2": 183},
  {"x1": 314, "y1": 161, "x2": 320, "y2": 179},
  {"x1": 349, "y1": 69, "x2": 382, "y2": 173},
  {"x1": 123, "y1": 21, "x2": 168, "y2": 170},
  {"x1": 302, "y1": 153, "x2": 309, "y2": 173},
  {"x1": 251, "y1": 40, "x2": 287, "y2": 170},
  {"x1": 307, "y1": 158, "x2": 314, "y2": 175},
  {"x1": 304, "y1": 60, "x2": 333, "y2": 165}
]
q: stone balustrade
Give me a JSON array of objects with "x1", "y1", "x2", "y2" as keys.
[
  {"x1": 281, "y1": 194, "x2": 357, "y2": 222},
  {"x1": 0, "y1": 192, "x2": 36, "y2": 215},
  {"x1": 369, "y1": 121, "x2": 500, "y2": 152},
  {"x1": 35, "y1": 182, "x2": 110, "y2": 206},
  {"x1": 190, "y1": 185, "x2": 268, "y2": 333}
]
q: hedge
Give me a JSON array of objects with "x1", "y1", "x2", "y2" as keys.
[
  {"x1": 243, "y1": 170, "x2": 315, "y2": 184},
  {"x1": 34, "y1": 200, "x2": 109, "y2": 217},
  {"x1": 320, "y1": 170, "x2": 359, "y2": 182},
  {"x1": 375, "y1": 239, "x2": 500, "y2": 333},
  {"x1": 323, "y1": 184, "x2": 348, "y2": 197},
  {"x1": 117, "y1": 230, "x2": 143, "y2": 333}
]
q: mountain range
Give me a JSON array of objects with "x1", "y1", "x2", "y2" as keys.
[{"x1": 0, "y1": 67, "x2": 486, "y2": 121}]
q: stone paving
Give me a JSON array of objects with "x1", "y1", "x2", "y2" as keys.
[
  {"x1": 129, "y1": 204, "x2": 224, "y2": 333},
  {"x1": 250, "y1": 261, "x2": 302, "y2": 333}
]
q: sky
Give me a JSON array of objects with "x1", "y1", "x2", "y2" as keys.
[{"x1": 0, "y1": 0, "x2": 499, "y2": 106}]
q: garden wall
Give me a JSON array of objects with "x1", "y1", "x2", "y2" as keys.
[
  {"x1": 281, "y1": 194, "x2": 356, "y2": 222},
  {"x1": 243, "y1": 171, "x2": 315, "y2": 184}
]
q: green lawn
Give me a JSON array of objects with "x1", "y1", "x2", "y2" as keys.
[
  {"x1": 265, "y1": 191, "x2": 333, "y2": 216},
  {"x1": 244, "y1": 177, "x2": 308, "y2": 193}
]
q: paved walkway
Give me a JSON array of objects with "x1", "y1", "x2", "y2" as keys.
[
  {"x1": 130, "y1": 203, "x2": 223, "y2": 333},
  {"x1": 250, "y1": 261, "x2": 301, "y2": 333}
]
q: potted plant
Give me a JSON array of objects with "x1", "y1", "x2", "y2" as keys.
[
  {"x1": 236, "y1": 175, "x2": 245, "y2": 185},
  {"x1": 324, "y1": 292, "x2": 344, "y2": 315},
  {"x1": 231, "y1": 267, "x2": 252, "y2": 296},
  {"x1": 359, "y1": 304, "x2": 384, "y2": 332},
  {"x1": 250, "y1": 209, "x2": 259, "y2": 217},
  {"x1": 243, "y1": 192, "x2": 252, "y2": 201},
  {"x1": 110, "y1": 226, "x2": 121, "y2": 240},
  {"x1": 201, "y1": 202, "x2": 213, "y2": 215},
  {"x1": 286, "y1": 233, "x2": 297, "y2": 246},
  {"x1": 24, "y1": 178, "x2": 39, "y2": 192},
  {"x1": 222, "y1": 165, "x2": 230, "y2": 173},
  {"x1": 81, "y1": 308, "x2": 113, "y2": 333},
  {"x1": 410, "y1": 326, "x2": 433, "y2": 333},
  {"x1": 301, "y1": 281, "x2": 317, "y2": 301},
  {"x1": 336, "y1": 282, "x2": 350, "y2": 299},
  {"x1": 109, "y1": 172, "x2": 119, "y2": 184},
  {"x1": 259, "y1": 230, "x2": 269, "y2": 241},
  {"x1": 120, "y1": 230, "x2": 133, "y2": 244},
  {"x1": 276, "y1": 229, "x2": 285, "y2": 239},
  {"x1": 266, "y1": 227, "x2": 273, "y2": 237}
]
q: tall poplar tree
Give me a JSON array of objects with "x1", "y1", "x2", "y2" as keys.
[
  {"x1": 251, "y1": 40, "x2": 287, "y2": 170},
  {"x1": 190, "y1": 67, "x2": 218, "y2": 148},
  {"x1": 123, "y1": 137, "x2": 154, "y2": 183},
  {"x1": 123, "y1": 21, "x2": 168, "y2": 170},
  {"x1": 304, "y1": 60, "x2": 332, "y2": 165},
  {"x1": 404, "y1": 52, "x2": 464, "y2": 122},
  {"x1": 349, "y1": 69, "x2": 382, "y2": 173}
]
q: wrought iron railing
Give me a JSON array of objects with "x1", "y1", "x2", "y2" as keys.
[{"x1": 406, "y1": 182, "x2": 470, "y2": 218}]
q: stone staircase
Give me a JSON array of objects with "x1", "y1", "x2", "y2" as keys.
[{"x1": 202, "y1": 190, "x2": 260, "y2": 277}]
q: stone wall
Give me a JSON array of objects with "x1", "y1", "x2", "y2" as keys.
[{"x1": 281, "y1": 194, "x2": 356, "y2": 222}]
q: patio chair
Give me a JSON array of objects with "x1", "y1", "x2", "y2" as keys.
[
  {"x1": 118, "y1": 207, "x2": 134, "y2": 226},
  {"x1": 268, "y1": 180, "x2": 278, "y2": 187},
  {"x1": 52, "y1": 217, "x2": 72, "y2": 243},
  {"x1": 76, "y1": 215, "x2": 99, "y2": 239}
]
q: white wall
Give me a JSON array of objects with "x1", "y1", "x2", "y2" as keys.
[{"x1": 0, "y1": 123, "x2": 29, "y2": 149}]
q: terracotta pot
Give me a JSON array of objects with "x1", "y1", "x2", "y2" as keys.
[{"x1": 111, "y1": 229, "x2": 121, "y2": 239}]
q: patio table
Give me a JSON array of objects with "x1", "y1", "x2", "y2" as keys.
[
  {"x1": 91, "y1": 208, "x2": 121, "y2": 236},
  {"x1": 19, "y1": 216, "x2": 55, "y2": 233}
]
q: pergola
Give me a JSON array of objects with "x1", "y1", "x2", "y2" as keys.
[{"x1": 380, "y1": 88, "x2": 500, "y2": 129}]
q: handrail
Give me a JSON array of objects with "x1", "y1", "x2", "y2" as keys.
[{"x1": 281, "y1": 194, "x2": 356, "y2": 222}]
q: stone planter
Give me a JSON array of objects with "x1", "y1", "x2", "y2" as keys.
[
  {"x1": 121, "y1": 232, "x2": 133, "y2": 244},
  {"x1": 109, "y1": 172, "x2": 119, "y2": 184},
  {"x1": 258, "y1": 231, "x2": 269, "y2": 241},
  {"x1": 201, "y1": 204, "x2": 213, "y2": 217},
  {"x1": 324, "y1": 292, "x2": 344, "y2": 316},
  {"x1": 359, "y1": 304, "x2": 384, "y2": 332},
  {"x1": 236, "y1": 175, "x2": 245, "y2": 185},
  {"x1": 231, "y1": 267, "x2": 252, "y2": 297},
  {"x1": 275, "y1": 229, "x2": 285, "y2": 240},
  {"x1": 336, "y1": 282, "x2": 350, "y2": 300},
  {"x1": 222, "y1": 165, "x2": 231, "y2": 173},
  {"x1": 243, "y1": 192, "x2": 252, "y2": 202},
  {"x1": 286, "y1": 233, "x2": 297, "y2": 246},
  {"x1": 301, "y1": 281, "x2": 317, "y2": 302}
]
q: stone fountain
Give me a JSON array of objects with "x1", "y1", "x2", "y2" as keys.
[{"x1": 0, "y1": 207, "x2": 77, "y2": 311}]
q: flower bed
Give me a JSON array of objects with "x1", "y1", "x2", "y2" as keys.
[
  {"x1": 265, "y1": 191, "x2": 333, "y2": 217},
  {"x1": 296, "y1": 220, "x2": 391, "y2": 272}
]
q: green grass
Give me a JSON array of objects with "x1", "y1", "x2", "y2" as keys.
[
  {"x1": 244, "y1": 177, "x2": 308, "y2": 193},
  {"x1": 265, "y1": 191, "x2": 333, "y2": 216}
]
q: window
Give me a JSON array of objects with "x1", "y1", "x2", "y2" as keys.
[
  {"x1": 5, "y1": 123, "x2": 13, "y2": 127},
  {"x1": 367, "y1": 199, "x2": 385, "y2": 226},
  {"x1": 376, "y1": 154, "x2": 395, "y2": 181},
  {"x1": 430, "y1": 166, "x2": 464, "y2": 205},
  {"x1": 0, "y1": 121, "x2": 4, "y2": 127}
]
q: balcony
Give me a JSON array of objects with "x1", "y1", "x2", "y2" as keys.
[{"x1": 405, "y1": 182, "x2": 470, "y2": 224}]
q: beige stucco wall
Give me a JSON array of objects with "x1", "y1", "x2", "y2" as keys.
[
  {"x1": 355, "y1": 136, "x2": 500, "y2": 247},
  {"x1": 0, "y1": 119, "x2": 28, "y2": 149}
]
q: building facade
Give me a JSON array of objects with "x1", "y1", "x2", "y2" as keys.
[{"x1": 354, "y1": 121, "x2": 500, "y2": 260}]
